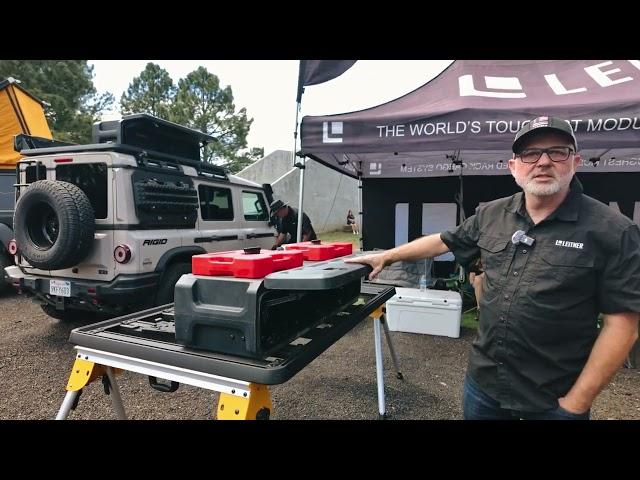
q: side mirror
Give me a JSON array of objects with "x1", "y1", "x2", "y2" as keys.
[{"x1": 262, "y1": 183, "x2": 274, "y2": 205}]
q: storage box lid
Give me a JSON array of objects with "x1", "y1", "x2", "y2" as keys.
[
  {"x1": 264, "y1": 258, "x2": 371, "y2": 290},
  {"x1": 388, "y1": 287, "x2": 462, "y2": 307}
]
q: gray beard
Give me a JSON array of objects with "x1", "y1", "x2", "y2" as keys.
[{"x1": 514, "y1": 170, "x2": 573, "y2": 197}]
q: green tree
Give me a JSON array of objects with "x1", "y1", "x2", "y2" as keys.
[
  {"x1": 225, "y1": 147, "x2": 264, "y2": 174},
  {"x1": 0, "y1": 60, "x2": 114, "y2": 143},
  {"x1": 120, "y1": 63, "x2": 175, "y2": 119},
  {"x1": 169, "y1": 66, "x2": 254, "y2": 167}
]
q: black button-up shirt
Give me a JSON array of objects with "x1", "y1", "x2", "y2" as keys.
[
  {"x1": 441, "y1": 177, "x2": 640, "y2": 411},
  {"x1": 276, "y1": 207, "x2": 317, "y2": 243}
]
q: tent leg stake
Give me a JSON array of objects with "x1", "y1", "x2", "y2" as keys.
[{"x1": 217, "y1": 383, "x2": 273, "y2": 420}]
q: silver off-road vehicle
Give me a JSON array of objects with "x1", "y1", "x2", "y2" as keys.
[{"x1": 4, "y1": 114, "x2": 275, "y2": 320}]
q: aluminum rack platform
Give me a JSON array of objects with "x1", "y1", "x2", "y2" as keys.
[{"x1": 69, "y1": 283, "x2": 395, "y2": 385}]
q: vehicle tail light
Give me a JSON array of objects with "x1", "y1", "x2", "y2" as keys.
[
  {"x1": 114, "y1": 245, "x2": 132, "y2": 263},
  {"x1": 8, "y1": 239, "x2": 18, "y2": 255}
]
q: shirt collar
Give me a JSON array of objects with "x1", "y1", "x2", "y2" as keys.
[{"x1": 505, "y1": 176, "x2": 583, "y2": 222}]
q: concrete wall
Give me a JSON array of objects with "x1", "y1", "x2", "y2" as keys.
[
  {"x1": 236, "y1": 150, "x2": 295, "y2": 185},
  {"x1": 236, "y1": 150, "x2": 358, "y2": 233}
]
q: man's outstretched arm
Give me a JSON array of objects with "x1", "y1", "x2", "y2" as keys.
[{"x1": 344, "y1": 233, "x2": 450, "y2": 280}]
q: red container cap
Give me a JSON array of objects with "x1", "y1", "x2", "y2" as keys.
[
  {"x1": 192, "y1": 248, "x2": 304, "y2": 278},
  {"x1": 283, "y1": 240, "x2": 353, "y2": 261}
]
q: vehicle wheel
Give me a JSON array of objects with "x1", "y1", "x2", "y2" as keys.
[
  {"x1": 14, "y1": 180, "x2": 95, "y2": 270},
  {"x1": 0, "y1": 253, "x2": 11, "y2": 294},
  {"x1": 155, "y1": 262, "x2": 191, "y2": 306}
]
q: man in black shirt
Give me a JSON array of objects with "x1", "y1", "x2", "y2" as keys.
[
  {"x1": 347, "y1": 116, "x2": 640, "y2": 420},
  {"x1": 269, "y1": 199, "x2": 317, "y2": 249}
]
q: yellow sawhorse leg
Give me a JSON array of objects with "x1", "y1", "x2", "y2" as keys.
[
  {"x1": 217, "y1": 383, "x2": 273, "y2": 420},
  {"x1": 56, "y1": 357, "x2": 126, "y2": 419}
]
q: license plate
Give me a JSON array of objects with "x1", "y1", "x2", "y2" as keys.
[{"x1": 50, "y1": 280, "x2": 71, "y2": 297}]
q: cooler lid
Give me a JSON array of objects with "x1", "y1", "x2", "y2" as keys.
[{"x1": 390, "y1": 287, "x2": 462, "y2": 307}]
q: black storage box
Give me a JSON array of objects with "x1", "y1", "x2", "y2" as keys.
[{"x1": 173, "y1": 258, "x2": 370, "y2": 359}]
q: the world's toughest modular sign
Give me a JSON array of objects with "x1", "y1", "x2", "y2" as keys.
[{"x1": 300, "y1": 60, "x2": 640, "y2": 178}]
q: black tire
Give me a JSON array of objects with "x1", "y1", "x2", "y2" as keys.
[
  {"x1": 40, "y1": 304, "x2": 83, "y2": 322},
  {"x1": 155, "y1": 262, "x2": 191, "y2": 306},
  {"x1": 0, "y1": 253, "x2": 11, "y2": 294},
  {"x1": 14, "y1": 180, "x2": 95, "y2": 270}
]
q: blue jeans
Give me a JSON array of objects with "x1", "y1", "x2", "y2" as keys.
[{"x1": 463, "y1": 375, "x2": 590, "y2": 420}]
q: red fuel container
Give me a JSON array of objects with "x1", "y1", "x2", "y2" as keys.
[
  {"x1": 192, "y1": 247, "x2": 304, "y2": 278},
  {"x1": 283, "y1": 240, "x2": 353, "y2": 261}
]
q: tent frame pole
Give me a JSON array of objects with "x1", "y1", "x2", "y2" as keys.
[
  {"x1": 291, "y1": 101, "x2": 301, "y2": 169},
  {"x1": 358, "y1": 162, "x2": 363, "y2": 251},
  {"x1": 296, "y1": 155, "x2": 306, "y2": 243},
  {"x1": 292, "y1": 99, "x2": 306, "y2": 243}
]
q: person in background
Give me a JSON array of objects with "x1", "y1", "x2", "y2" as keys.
[
  {"x1": 346, "y1": 116, "x2": 640, "y2": 420},
  {"x1": 347, "y1": 209, "x2": 359, "y2": 235},
  {"x1": 270, "y1": 199, "x2": 317, "y2": 249}
]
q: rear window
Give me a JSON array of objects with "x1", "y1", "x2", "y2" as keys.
[
  {"x1": 25, "y1": 164, "x2": 47, "y2": 184},
  {"x1": 242, "y1": 191, "x2": 269, "y2": 221},
  {"x1": 198, "y1": 185, "x2": 234, "y2": 221},
  {"x1": 0, "y1": 172, "x2": 14, "y2": 212},
  {"x1": 56, "y1": 163, "x2": 108, "y2": 219}
]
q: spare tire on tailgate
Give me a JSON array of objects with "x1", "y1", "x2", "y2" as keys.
[{"x1": 14, "y1": 180, "x2": 95, "y2": 270}]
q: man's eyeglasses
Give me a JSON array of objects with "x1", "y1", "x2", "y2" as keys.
[{"x1": 516, "y1": 146, "x2": 575, "y2": 164}]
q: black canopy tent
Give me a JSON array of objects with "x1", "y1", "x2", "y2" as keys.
[{"x1": 299, "y1": 60, "x2": 640, "y2": 250}]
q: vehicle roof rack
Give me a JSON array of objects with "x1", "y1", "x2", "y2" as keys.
[
  {"x1": 19, "y1": 143, "x2": 229, "y2": 180},
  {"x1": 92, "y1": 113, "x2": 221, "y2": 169},
  {"x1": 93, "y1": 114, "x2": 215, "y2": 160},
  {"x1": 17, "y1": 113, "x2": 228, "y2": 180},
  {"x1": 14, "y1": 134, "x2": 75, "y2": 152}
]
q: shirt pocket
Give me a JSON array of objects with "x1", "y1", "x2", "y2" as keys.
[
  {"x1": 477, "y1": 236, "x2": 511, "y2": 299},
  {"x1": 537, "y1": 248, "x2": 595, "y2": 288}
]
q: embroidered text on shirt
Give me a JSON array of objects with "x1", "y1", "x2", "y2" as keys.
[{"x1": 555, "y1": 240, "x2": 584, "y2": 249}]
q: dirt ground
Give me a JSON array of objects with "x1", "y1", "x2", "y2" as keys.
[{"x1": 1, "y1": 288, "x2": 639, "y2": 420}]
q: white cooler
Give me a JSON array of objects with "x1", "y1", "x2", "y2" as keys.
[{"x1": 385, "y1": 287, "x2": 462, "y2": 338}]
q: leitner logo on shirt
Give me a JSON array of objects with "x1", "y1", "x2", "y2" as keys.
[{"x1": 555, "y1": 240, "x2": 584, "y2": 249}]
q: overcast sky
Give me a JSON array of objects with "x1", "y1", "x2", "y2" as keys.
[{"x1": 89, "y1": 60, "x2": 453, "y2": 155}]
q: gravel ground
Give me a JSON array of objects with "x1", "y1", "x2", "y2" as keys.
[{"x1": 1, "y1": 288, "x2": 639, "y2": 420}]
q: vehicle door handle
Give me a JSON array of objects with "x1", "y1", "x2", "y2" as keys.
[
  {"x1": 246, "y1": 233, "x2": 276, "y2": 239},
  {"x1": 194, "y1": 235, "x2": 239, "y2": 243}
]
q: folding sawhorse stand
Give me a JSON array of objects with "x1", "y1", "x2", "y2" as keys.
[
  {"x1": 57, "y1": 324, "x2": 403, "y2": 420},
  {"x1": 56, "y1": 347, "x2": 273, "y2": 420},
  {"x1": 55, "y1": 284, "x2": 401, "y2": 420},
  {"x1": 56, "y1": 313, "x2": 403, "y2": 420}
]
